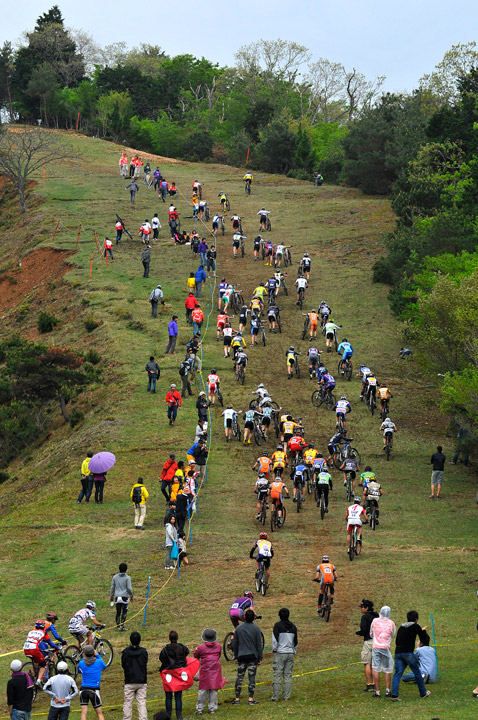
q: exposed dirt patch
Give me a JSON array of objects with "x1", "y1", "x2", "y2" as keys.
[{"x1": 0, "y1": 247, "x2": 73, "y2": 317}]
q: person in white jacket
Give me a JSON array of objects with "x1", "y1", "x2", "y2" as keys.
[{"x1": 164, "y1": 517, "x2": 178, "y2": 570}]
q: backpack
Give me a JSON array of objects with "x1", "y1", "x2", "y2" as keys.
[
  {"x1": 132, "y1": 485, "x2": 143, "y2": 504},
  {"x1": 179, "y1": 362, "x2": 188, "y2": 377}
]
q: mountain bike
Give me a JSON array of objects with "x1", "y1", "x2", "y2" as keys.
[
  {"x1": 253, "y1": 415, "x2": 267, "y2": 445},
  {"x1": 240, "y1": 236, "x2": 245, "y2": 257},
  {"x1": 338, "y1": 357, "x2": 353, "y2": 381},
  {"x1": 336, "y1": 414, "x2": 345, "y2": 433},
  {"x1": 384, "y1": 432, "x2": 393, "y2": 460},
  {"x1": 302, "y1": 316, "x2": 310, "y2": 340},
  {"x1": 294, "y1": 478, "x2": 304, "y2": 513},
  {"x1": 380, "y1": 400, "x2": 390, "y2": 420},
  {"x1": 272, "y1": 409, "x2": 281, "y2": 438},
  {"x1": 249, "y1": 398, "x2": 280, "y2": 411},
  {"x1": 297, "y1": 288, "x2": 305, "y2": 310},
  {"x1": 258, "y1": 494, "x2": 268, "y2": 525},
  {"x1": 279, "y1": 275, "x2": 288, "y2": 295},
  {"x1": 64, "y1": 627, "x2": 113, "y2": 668},
  {"x1": 223, "y1": 620, "x2": 264, "y2": 661},
  {"x1": 293, "y1": 352, "x2": 301, "y2": 379},
  {"x1": 344, "y1": 472, "x2": 354, "y2": 502},
  {"x1": 331, "y1": 438, "x2": 361, "y2": 469},
  {"x1": 232, "y1": 412, "x2": 242, "y2": 440},
  {"x1": 259, "y1": 322, "x2": 267, "y2": 346},
  {"x1": 22, "y1": 645, "x2": 77, "y2": 698},
  {"x1": 255, "y1": 559, "x2": 268, "y2": 595},
  {"x1": 314, "y1": 580, "x2": 333, "y2": 621},
  {"x1": 235, "y1": 361, "x2": 246, "y2": 385},
  {"x1": 265, "y1": 216, "x2": 271, "y2": 231},
  {"x1": 284, "y1": 248, "x2": 292, "y2": 267},
  {"x1": 366, "y1": 499, "x2": 379, "y2": 530},
  {"x1": 317, "y1": 486, "x2": 327, "y2": 520},
  {"x1": 348, "y1": 526, "x2": 361, "y2": 561},
  {"x1": 311, "y1": 387, "x2": 336, "y2": 410},
  {"x1": 367, "y1": 389, "x2": 376, "y2": 416},
  {"x1": 245, "y1": 179, "x2": 252, "y2": 195},
  {"x1": 270, "y1": 499, "x2": 287, "y2": 532}
]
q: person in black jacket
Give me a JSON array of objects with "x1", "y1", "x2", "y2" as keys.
[
  {"x1": 356, "y1": 599, "x2": 379, "y2": 691},
  {"x1": 271, "y1": 607, "x2": 298, "y2": 701},
  {"x1": 391, "y1": 611, "x2": 431, "y2": 700},
  {"x1": 159, "y1": 631, "x2": 189, "y2": 720},
  {"x1": 7, "y1": 659, "x2": 34, "y2": 720},
  {"x1": 192, "y1": 439, "x2": 208, "y2": 481},
  {"x1": 175, "y1": 490, "x2": 189, "y2": 536},
  {"x1": 196, "y1": 392, "x2": 208, "y2": 422},
  {"x1": 122, "y1": 632, "x2": 148, "y2": 720}
]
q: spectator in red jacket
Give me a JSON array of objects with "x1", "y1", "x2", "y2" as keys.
[
  {"x1": 160, "y1": 453, "x2": 178, "y2": 502},
  {"x1": 166, "y1": 384, "x2": 182, "y2": 426},
  {"x1": 185, "y1": 293, "x2": 199, "y2": 325}
]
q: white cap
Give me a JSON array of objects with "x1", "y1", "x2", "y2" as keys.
[{"x1": 10, "y1": 660, "x2": 22, "y2": 672}]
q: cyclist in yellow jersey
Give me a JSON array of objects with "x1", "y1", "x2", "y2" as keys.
[
  {"x1": 253, "y1": 284, "x2": 267, "y2": 301},
  {"x1": 243, "y1": 173, "x2": 253, "y2": 182},
  {"x1": 250, "y1": 296, "x2": 263, "y2": 314},
  {"x1": 250, "y1": 531, "x2": 273, "y2": 584},
  {"x1": 231, "y1": 332, "x2": 246, "y2": 360},
  {"x1": 286, "y1": 346, "x2": 298, "y2": 379},
  {"x1": 271, "y1": 445, "x2": 288, "y2": 475},
  {"x1": 304, "y1": 444, "x2": 319, "y2": 465}
]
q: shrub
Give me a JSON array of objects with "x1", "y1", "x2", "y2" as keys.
[
  {"x1": 0, "y1": 471, "x2": 9, "y2": 484},
  {"x1": 84, "y1": 315, "x2": 100, "y2": 332},
  {"x1": 69, "y1": 409, "x2": 85, "y2": 428},
  {"x1": 287, "y1": 169, "x2": 311, "y2": 181},
  {"x1": 37, "y1": 311, "x2": 59, "y2": 333},
  {"x1": 84, "y1": 349, "x2": 101, "y2": 365}
]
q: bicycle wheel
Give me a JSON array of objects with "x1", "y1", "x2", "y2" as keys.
[
  {"x1": 348, "y1": 532, "x2": 354, "y2": 561},
  {"x1": 241, "y1": 242, "x2": 245, "y2": 258},
  {"x1": 296, "y1": 491, "x2": 302, "y2": 513},
  {"x1": 234, "y1": 420, "x2": 242, "y2": 441},
  {"x1": 320, "y1": 493, "x2": 326, "y2": 520},
  {"x1": 337, "y1": 360, "x2": 345, "y2": 377},
  {"x1": 223, "y1": 632, "x2": 235, "y2": 661},
  {"x1": 262, "y1": 328, "x2": 267, "y2": 346},
  {"x1": 295, "y1": 361, "x2": 301, "y2": 379},
  {"x1": 314, "y1": 481, "x2": 320, "y2": 503},
  {"x1": 336, "y1": 415, "x2": 344, "y2": 433},
  {"x1": 270, "y1": 510, "x2": 276, "y2": 532},
  {"x1": 280, "y1": 505, "x2": 287, "y2": 527},
  {"x1": 370, "y1": 505, "x2": 377, "y2": 531},
  {"x1": 369, "y1": 396, "x2": 375, "y2": 416},
  {"x1": 253, "y1": 422, "x2": 262, "y2": 445},
  {"x1": 311, "y1": 390, "x2": 324, "y2": 408},
  {"x1": 274, "y1": 414, "x2": 280, "y2": 438},
  {"x1": 266, "y1": 218, "x2": 271, "y2": 231},
  {"x1": 64, "y1": 645, "x2": 82, "y2": 664},
  {"x1": 217, "y1": 389, "x2": 224, "y2": 407},
  {"x1": 325, "y1": 593, "x2": 332, "y2": 623},
  {"x1": 255, "y1": 569, "x2": 261, "y2": 592},
  {"x1": 345, "y1": 361, "x2": 353, "y2": 381},
  {"x1": 302, "y1": 319, "x2": 309, "y2": 340},
  {"x1": 226, "y1": 199, "x2": 230, "y2": 211},
  {"x1": 249, "y1": 399, "x2": 259, "y2": 410},
  {"x1": 94, "y1": 638, "x2": 113, "y2": 668},
  {"x1": 325, "y1": 392, "x2": 336, "y2": 411},
  {"x1": 306, "y1": 470, "x2": 312, "y2": 495},
  {"x1": 298, "y1": 290, "x2": 304, "y2": 309},
  {"x1": 333, "y1": 449, "x2": 345, "y2": 470},
  {"x1": 260, "y1": 501, "x2": 266, "y2": 526},
  {"x1": 282, "y1": 280, "x2": 288, "y2": 296},
  {"x1": 346, "y1": 478, "x2": 353, "y2": 502},
  {"x1": 356, "y1": 531, "x2": 362, "y2": 556}
]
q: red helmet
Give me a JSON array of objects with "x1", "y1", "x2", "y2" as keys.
[
  {"x1": 259, "y1": 532, "x2": 268, "y2": 540},
  {"x1": 244, "y1": 591, "x2": 254, "y2": 599}
]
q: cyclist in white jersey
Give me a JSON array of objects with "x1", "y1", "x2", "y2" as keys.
[{"x1": 345, "y1": 498, "x2": 368, "y2": 552}]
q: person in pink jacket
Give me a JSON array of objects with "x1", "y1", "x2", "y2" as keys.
[
  {"x1": 193, "y1": 628, "x2": 226, "y2": 714},
  {"x1": 370, "y1": 605, "x2": 396, "y2": 697}
]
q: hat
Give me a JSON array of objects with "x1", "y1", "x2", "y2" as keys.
[
  {"x1": 202, "y1": 628, "x2": 217, "y2": 643},
  {"x1": 170, "y1": 383, "x2": 176, "y2": 388},
  {"x1": 188, "y1": 459, "x2": 196, "y2": 465},
  {"x1": 199, "y1": 391, "x2": 206, "y2": 396},
  {"x1": 10, "y1": 659, "x2": 22, "y2": 672},
  {"x1": 84, "y1": 645, "x2": 95, "y2": 657},
  {"x1": 147, "y1": 245, "x2": 152, "y2": 249},
  {"x1": 359, "y1": 599, "x2": 374, "y2": 609}
]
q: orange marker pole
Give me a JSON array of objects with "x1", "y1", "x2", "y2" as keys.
[
  {"x1": 76, "y1": 112, "x2": 80, "y2": 131},
  {"x1": 75, "y1": 225, "x2": 81, "y2": 249},
  {"x1": 43, "y1": 162, "x2": 45, "y2": 184},
  {"x1": 246, "y1": 147, "x2": 250, "y2": 165},
  {"x1": 52, "y1": 220, "x2": 60, "y2": 242},
  {"x1": 89, "y1": 251, "x2": 94, "y2": 278}
]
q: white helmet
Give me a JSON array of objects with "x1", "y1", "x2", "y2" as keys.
[
  {"x1": 258, "y1": 383, "x2": 265, "y2": 389},
  {"x1": 86, "y1": 600, "x2": 96, "y2": 611}
]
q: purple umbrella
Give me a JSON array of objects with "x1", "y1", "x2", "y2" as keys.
[{"x1": 88, "y1": 452, "x2": 116, "y2": 474}]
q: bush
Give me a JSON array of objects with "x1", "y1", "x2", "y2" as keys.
[
  {"x1": 84, "y1": 349, "x2": 101, "y2": 365},
  {"x1": 287, "y1": 169, "x2": 311, "y2": 181},
  {"x1": 180, "y1": 131, "x2": 213, "y2": 162},
  {"x1": 69, "y1": 409, "x2": 85, "y2": 428},
  {"x1": 84, "y1": 315, "x2": 100, "y2": 332},
  {"x1": 0, "y1": 471, "x2": 9, "y2": 484},
  {"x1": 37, "y1": 311, "x2": 59, "y2": 333}
]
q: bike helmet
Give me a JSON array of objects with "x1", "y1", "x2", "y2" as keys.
[
  {"x1": 289, "y1": 345, "x2": 295, "y2": 351},
  {"x1": 237, "y1": 331, "x2": 243, "y2": 335},
  {"x1": 227, "y1": 404, "x2": 233, "y2": 409},
  {"x1": 303, "y1": 252, "x2": 309, "y2": 257},
  {"x1": 340, "y1": 395, "x2": 347, "y2": 400},
  {"x1": 308, "y1": 443, "x2": 315, "y2": 448},
  {"x1": 259, "y1": 532, "x2": 268, "y2": 539},
  {"x1": 381, "y1": 383, "x2": 386, "y2": 387},
  {"x1": 296, "y1": 427, "x2": 304, "y2": 436},
  {"x1": 342, "y1": 337, "x2": 347, "y2": 342},
  {"x1": 35, "y1": 620, "x2": 46, "y2": 629},
  {"x1": 46, "y1": 612, "x2": 58, "y2": 622},
  {"x1": 86, "y1": 600, "x2": 96, "y2": 611},
  {"x1": 258, "y1": 472, "x2": 266, "y2": 478},
  {"x1": 242, "y1": 304, "x2": 248, "y2": 310},
  {"x1": 364, "y1": 466, "x2": 372, "y2": 472},
  {"x1": 244, "y1": 591, "x2": 254, "y2": 599},
  {"x1": 257, "y1": 383, "x2": 265, "y2": 389},
  {"x1": 287, "y1": 414, "x2": 293, "y2": 421},
  {"x1": 261, "y1": 207, "x2": 265, "y2": 210},
  {"x1": 210, "y1": 368, "x2": 217, "y2": 374},
  {"x1": 353, "y1": 497, "x2": 362, "y2": 504},
  {"x1": 260, "y1": 282, "x2": 265, "y2": 287},
  {"x1": 319, "y1": 367, "x2": 327, "y2": 375},
  {"x1": 322, "y1": 555, "x2": 330, "y2": 563},
  {"x1": 276, "y1": 444, "x2": 284, "y2": 450},
  {"x1": 320, "y1": 300, "x2": 326, "y2": 305},
  {"x1": 262, "y1": 451, "x2": 269, "y2": 456}
]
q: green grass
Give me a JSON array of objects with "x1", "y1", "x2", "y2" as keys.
[{"x1": 0, "y1": 129, "x2": 476, "y2": 719}]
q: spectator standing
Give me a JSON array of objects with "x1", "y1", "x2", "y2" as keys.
[
  {"x1": 93, "y1": 472, "x2": 107, "y2": 504},
  {"x1": 193, "y1": 628, "x2": 226, "y2": 714},
  {"x1": 121, "y1": 631, "x2": 148, "y2": 720},
  {"x1": 356, "y1": 599, "x2": 379, "y2": 692},
  {"x1": 390, "y1": 611, "x2": 431, "y2": 701},
  {"x1": 131, "y1": 479, "x2": 149, "y2": 530},
  {"x1": 164, "y1": 516, "x2": 178, "y2": 569},
  {"x1": 78, "y1": 451, "x2": 94, "y2": 504},
  {"x1": 143, "y1": 163, "x2": 151, "y2": 185},
  {"x1": 126, "y1": 180, "x2": 139, "y2": 204},
  {"x1": 191, "y1": 306, "x2": 204, "y2": 336},
  {"x1": 402, "y1": 636, "x2": 437, "y2": 684},
  {"x1": 194, "y1": 266, "x2": 206, "y2": 299},
  {"x1": 141, "y1": 246, "x2": 151, "y2": 278},
  {"x1": 7, "y1": 658, "x2": 34, "y2": 720},
  {"x1": 152, "y1": 213, "x2": 161, "y2": 240},
  {"x1": 196, "y1": 392, "x2": 208, "y2": 422},
  {"x1": 370, "y1": 606, "x2": 396, "y2": 697},
  {"x1": 175, "y1": 487, "x2": 189, "y2": 536},
  {"x1": 194, "y1": 418, "x2": 208, "y2": 443},
  {"x1": 153, "y1": 167, "x2": 161, "y2": 190},
  {"x1": 160, "y1": 179, "x2": 169, "y2": 202},
  {"x1": 179, "y1": 356, "x2": 194, "y2": 399},
  {"x1": 160, "y1": 454, "x2": 178, "y2": 502},
  {"x1": 191, "y1": 438, "x2": 208, "y2": 482},
  {"x1": 159, "y1": 631, "x2": 189, "y2": 719},
  {"x1": 78, "y1": 646, "x2": 107, "y2": 720},
  {"x1": 430, "y1": 445, "x2": 446, "y2": 498},
  {"x1": 165, "y1": 385, "x2": 182, "y2": 426},
  {"x1": 206, "y1": 246, "x2": 216, "y2": 278},
  {"x1": 165, "y1": 316, "x2": 178, "y2": 355},
  {"x1": 198, "y1": 239, "x2": 208, "y2": 268},
  {"x1": 110, "y1": 563, "x2": 134, "y2": 630},
  {"x1": 185, "y1": 292, "x2": 199, "y2": 325},
  {"x1": 270, "y1": 607, "x2": 298, "y2": 702},
  {"x1": 178, "y1": 534, "x2": 188, "y2": 566},
  {"x1": 149, "y1": 285, "x2": 164, "y2": 318},
  {"x1": 232, "y1": 609, "x2": 263, "y2": 705},
  {"x1": 42, "y1": 661, "x2": 78, "y2": 720},
  {"x1": 145, "y1": 356, "x2": 160, "y2": 393},
  {"x1": 186, "y1": 335, "x2": 202, "y2": 370},
  {"x1": 119, "y1": 152, "x2": 128, "y2": 177}
]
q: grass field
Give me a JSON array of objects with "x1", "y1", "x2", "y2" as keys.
[{"x1": 0, "y1": 130, "x2": 476, "y2": 720}]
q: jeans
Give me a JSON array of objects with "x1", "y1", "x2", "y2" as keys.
[
  {"x1": 165, "y1": 690, "x2": 182, "y2": 718},
  {"x1": 272, "y1": 653, "x2": 294, "y2": 700},
  {"x1": 116, "y1": 230, "x2": 122, "y2": 244},
  {"x1": 123, "y1": 683, "x2": 147, "y2": 720},
  {"x1": 147, "y1": 375, "x2": 157, "y2": 392},
  {"x1": 165, "y1": 336, "x2": 177, "y2": 353},
  {"x1": 193, "y1": 321, "x2": 203, "y2": 336},
  {"x1": 235, "y1": 660, "x2": 257, "y2": 698},
  {"x1": 12, "y1": 712, "x2": 31, "y2": 720},
  {"x1": 47, "y1": 709, "x2": 70, "y2": 720},
  {"x1": 391, "y1": 652, "x2": 427, "y2": 697},
  {"x1": 94, "y1": 481, "x2": 104, "y2": 503},
  {"x1": 142, "y1": 261, "x2": 150, "y2": 278},
  {"x1": 200, "y1": 252, "x2": 207, "y2": 266},
  {"x1": 195, "y1": 282, "x2": 202, "y2": 298},
  {"x1": 161, "y1": 480, "x2": 171, "y2": 502},
  {"x1": 78, "y1": 475, "x2": 93, "y2": 502},
  {"x1": 151, "y1": 301, "x2": 158, "y2": 318},
  {"x1": 168, "y1": 405, "x2": 178, "y2": 422}
]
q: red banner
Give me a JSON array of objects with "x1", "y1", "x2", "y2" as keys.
[{"x1": 160, "y1": 657, "x2": 200, "y2": 692}]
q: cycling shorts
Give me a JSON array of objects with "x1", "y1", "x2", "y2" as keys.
[
  {"x1": 208, "y1": 384, "x2": 217, "y2": 394},
  {"x1": 320, "y1": 578, "x2": 334, "y2": 590},
  {"x1": 80, "y1": 690, "x2": 102, "y2": 708},
  {"x1": 288, "y1": 358, "x2": 295, "y2": 366},
  {"x1": 217, "y1": 320, "x2": 225, "y2": 329},
  {"x1": 256, "y1": 555, "x2": 271, "y2": 568},
  {"x1": 294, "y1": 475, "x2": 305, "y2": 486},
  {"x1": 326, "y1": 332, "x2": 334, "y2": 340},
  {"x1": 244, "y1": 421, "x2": 254, "y2": 430},
  {"x1": 212, "y1": 221, "x2": 219, "y2": 229},
  {"x1": 336, "y1": 411, "x2": 345, "y2": 419},
  {"x1": 225, "y1": 418, "x2": 232, "y2": 429},
  {"x1": 232, "y1": 221, "x2": 240, "y2": 229},
  {"x1": 383, "y1": 428, "x2": 394, "y2": 437},
  {"x1": 229, "y1": 608, "x2": 245, "y2": 627},
  {"x1": 276, "y1": 252, "x2": 283, "y2": 259},
  {"x1": 224, "y1": 337, "x2": 232, "y2": 346},
  {"x1": 271, "y1": 495, "x2": 283, "y2": 508},
  {"x1": 251, "y1": 327, "x2": 259, "y2": 335},
  {"x1": 69, "y1": 623, "x2": 88, "y2": 636},
  {"x1": 309, "y1": 354, "x2": 319, "y2": 365},
  {"x1": 283, "y1": 433, "x2": 292, "y2": 442},
  {"x1": 342, "y1": 350, "x2": 353, "y2": 359},
  {"x1": 345, "y1": 470, "x2": 356, "y2": 479},
  {"x1": 24, "y1": 649, "x2": 47, "y2": 666},
  {"x1": 347, "y1": 522, "x2": 361, "y2": 533},
  {"x1": 232, "y1": 240, "x2": 240, "y2": 248},
  {"x1": 324, "y1": 382, "x2": 335, "y2": 390},
  {"x1": 261, "y1": 416, "x2": 270, "y2": 426},
  {"x1": 257, "y1": 489, "x2": 269, "y2": 500},
  {"x1": 310, "y1": 321, "x2": 318, "y2": 330}
]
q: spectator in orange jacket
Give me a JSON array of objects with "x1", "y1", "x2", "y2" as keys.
[
  {"x1": 191, "y1": 306, "x2": 205, "y2": 336},
  {"x1": 185, "y1": 293, "x2": 199, "y2": 325},
  {"x1": 166, "y1": 384, "x2": 182, "y2": 426},
  {"x1": 160, "y1": 453, "x2": 178, "y2": 502}
]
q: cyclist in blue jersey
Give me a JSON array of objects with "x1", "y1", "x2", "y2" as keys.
[
  {"x1": 292, "y1": 462, "x2": 308, "y2": 503},
  {"x1": 337, "y1": 338, "x2": 353, "y2": 372}
]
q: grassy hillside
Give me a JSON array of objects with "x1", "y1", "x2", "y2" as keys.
[{"x1": 0, "y1": 130, "x2": 476, "y2": 720}]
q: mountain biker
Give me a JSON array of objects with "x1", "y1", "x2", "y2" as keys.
[
  {"x1": 232, "y1": 232, "x2": 246, "y2": 259},
  {"x1": 359, "y1": 466, "x2": 376, "y2": 490},
  {"x1": 314, "y1": 556, "x2": 337, "y2": 612},
  {"x1": 340, "y1": 456, "x2": 360, "y2": 494},
  {"x1": 327, "y1": 429, "x2": 347, "y2": 463},
  {"x1": 316, "y1": 469, "x2": 333, "y2": 511},
  {"x1": 243, "y1": 172, "x2": 253, "y2": 189},
  {"x1": 365, "y1": 372, "x2": 378, "y2": 407},
  {"x1": 362, "y1": 477, "x2": 383, "y2": 525},
  {"x1": 358, "y1": 364, "x2": 373, "y2": 399},
  {"x1": 249, "y1": 295, "x2": 263, "y2": 315},
  {"x1": 274, "y1": 243, "x2": 290, "y2": 268},
  {"x1": 252, "y1": 383, "x2": 271, "y2": 405},
  {"x1": 295, "y1": 275, "x2": 308, "y2": 304},
  {"x1": 324, "y1": 318, "x2": 341, "y2": 352},
  {"x1": 257, "y1": 208, "x2": 271, "y2": 231},
  {"x1": 335, "y1": 395, "x2": 351, "y2": 429},
  {"x1": 269, "y1": 478, "x2": 289, "y2": 521},
  {"x1": 229, "y1": 591, "x2": 257, "y2": 628},
  {"x1": 337, "y1": 338, "x2": 354, "y2": 371},
  {"x1": 312, "y1": 453, "x2": 328, "y2": 478},
  {"x1": 212, "y1": 213, "x2": 223, "y2": 235},
  {"x1": 249, "y1": 312, "x2": 260, "y2": 346},
  {"x1": 300, "y1": 253, "x2": 311, "y2": 280},
  {"x1": 243, "y1": 408, "x2": 258, "y2": 445},
  {"x1": 264, "y1": 239, "x2": 274, "y2": 266},
  {"x1": 222, "y1": 405, "x2": 242, "y2": 442},
  {"x1": 274, "y1": 270, "x2": 286, "y2": 295},
  {"x1": 319, "y1": 301, "x2": 331, "y2": 326},
  {"x1": 249, "y1": 532, "x2": 273, "y2": 585},
  {"x1": 307, "y1": 346, "x2": 321, "y2": 378},
  {"x1": 302, "y1": 310, "x2": 319, "y2": 340},
  {"x1": 380, "y1": 417, "x2": 397, "y2": 448},
  {"x1": 223, "y1": 321, "x2": 234, "y2": 358},
  {"x1": 346, "y1": 497, "x2": 368, "y2": 553},
  {"x1": 238, "y1": 304, "x2": 249, "y2": 332},
  {"x1": 378, "y1": 384, "x2": 393, "y2": 415},
  {"x1": 253, "y1": 235, "x2": 262, "y2": 261},
  {"x1": 292, "y1": 462, "x2": 308, "y2": 503},
  {"x1": 253, "y1": 452, "x2": 271, "y2": 478},
  {"x1": 272, "y1": 445, "x2": 288, "y2": 475},
  {"x1": 68, "y1": 602, "x2": 104, "y2": 649},
  {"x1": 255, "y1": 473, "x2": 270, "y2": 519},
  {"x1": 231, "y1": 331, "x2": 246, "y2": 359},
  {"x1": 23, "y1": 621, "x2": 59, "y2": 684},
  {"x1": 267, "y1": 301, "x2": 280, "y2": 332},
  {"x1": 303, "y1": 443, "x2": 318, "y2": 467},
  {"x1": 318, "y1": 370, "x2": 336, "y2": 400},
  {"x1": 216, "y1": 312, "x2": 233, "y2": 340},
  {"x1": 267, "y1": 275, "x2": 279, "y2": 301},
  {"x1": 288, "y1": 430, "x2": 308, "y2": 466},
  {"x1": 230, "y1": 214, "x2": 242, "y2": 231},
  {"x1": 218, "y1": 191, "x2": 228, "y2": 211},
  {"x1": 44, "y1": 613, "x2": 67, "y2": 646},
  {"x1": 207, "y1": 369, "x2": 220, "y2": 406},
  {"x1": 281, "y1": 414, "x2": 299, "y2": 445},
  {"x1": 253, "y1": 283, "x2": 267, "y2": 301},
  {"x1": 234, "y1": 349, "x2": 248, "y2": 379},
  {"x1": 286, "y1": 346, "x2": 299, "y2": 379},
  {"x1": 260, "y1": 405, "x2": 275, "y2": 437}
]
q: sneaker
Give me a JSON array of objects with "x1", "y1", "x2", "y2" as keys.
[
  {"x1": 385, "y1": 690, "x2": 391, "y2": 696},
  {"x1": 194, "y1": 711, "x2": 203, "y2": 715},
  {"x1": 373, "y1": 692, "x2": 381, "y2": 697},
  {"x1": 420, "y1": 691, "x2": 431, "y2": 698},
  {"x1": 390, "y1": 696, "x2": 400, "y2": 702},
  {"x1": 231, "y1": 699, "x2": 240, "y2": 705},
  {"x1": 362, "y1": 685, "x2": 374, "y2": 692},
  {"x1": 248, "y1": 699, "x2": 259, "y2": 705},
  {"x1": 428, "y1": 494, "x2": 435, "y2": 498}
]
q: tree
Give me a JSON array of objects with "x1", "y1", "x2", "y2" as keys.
[
  {"x1": 419, "y1": 42, "x2": 478, "y2": 106},
  {"x1": 256, "y1": 118, "x2": 296, "y2": 173},
  {"x1": 0, "y1": 128, "x2": 69, "y2": 212},
  {"x1": 0, "y1": 42, "x2": 15, "y2": 121},
  {"x1": 235, "y1": 39, "x2": 310, "y2": 84},
  {"x1": 344, "y1": 68, "x2": 385, "y2": 121},
  {"x1": 294, "y1": 123, "x2": 314, "y2": 171}
]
